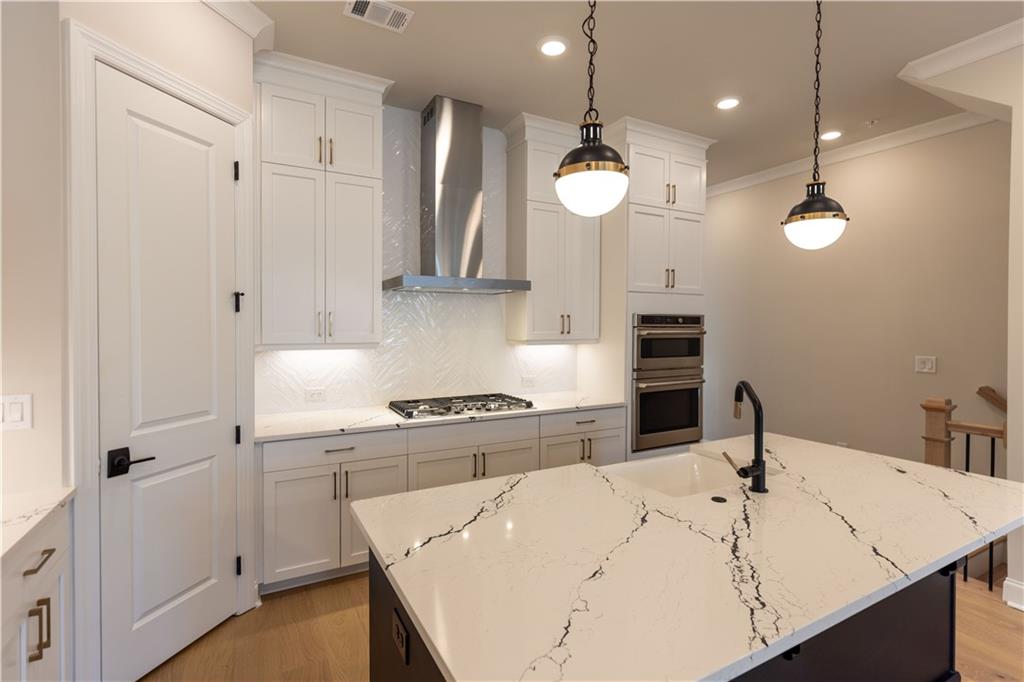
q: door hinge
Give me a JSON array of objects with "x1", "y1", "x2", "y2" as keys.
[
  {"x1": 236, "y1": 555, "x2": 242, "y2": 576},
  {"x1": 233, "y1": 291, "x2": 245, "y2": 312},
  {"x1": 233, "y1": 161, "x2": 239, "y2": 181},
  {"x1": 235, "y1": 425, "x2": 241, "y2": 444}
]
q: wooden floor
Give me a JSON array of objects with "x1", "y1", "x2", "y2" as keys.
[{"x1": 144, "y1": 570, "x2": 1024, "y2": 682}]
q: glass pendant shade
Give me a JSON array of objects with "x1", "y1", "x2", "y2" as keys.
[
  {"x1": 782, "y1": 181, "x2": 849, "y2": 250},
  {"x1": 554, "y1": 121, "x2": 629, "y2": 217}
]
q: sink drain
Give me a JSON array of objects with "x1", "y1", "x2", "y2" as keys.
[{"x1": 711, "y1": 495, "x2": 727, "y2": 503}]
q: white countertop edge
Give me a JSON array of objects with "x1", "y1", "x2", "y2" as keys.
[
  {"x1": 254, "y1": 395, "x2": 626, "y2": 443},
  {"x1": 2, "y1": 486, "x2": 76, "y2": 557}
]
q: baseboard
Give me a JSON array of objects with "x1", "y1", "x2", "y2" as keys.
[
  {"x1": 1002, "y1": 577, "x2": 1024, "y2": 611},
  {"x1": 260, "y1": 563, "x2": 368, "y2": 595}
]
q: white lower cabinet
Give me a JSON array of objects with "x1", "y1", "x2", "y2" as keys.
[
  {"x1": 586, "y1": 429, "x2": 627, "y2": 467},
  {"x1": 479, "y1": 439, "x2": 539, "y2": 479},
  {"x1": 541, "y1": 428, "x2": 627, "y2": 468},
  {"x1": 408, "y1": 447, "x2": 478, "y2": 491},
  {"x1": 263, "y1": 464, "x2": 341, "y2": 582},
  {"x1": 340, "y1": 456, "x2": 407, "y2": 567},
  {"x1": 540, "y1": 434, "x2": 587, "y2": 469}
]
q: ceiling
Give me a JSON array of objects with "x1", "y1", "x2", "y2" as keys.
[{"x1": 258, "y1": 1, "x2": 1023, "y2": 184}]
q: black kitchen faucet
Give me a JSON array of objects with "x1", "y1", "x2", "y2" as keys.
[{"x1": 725, "y1": 380, "x2": 768, "y2": 493}]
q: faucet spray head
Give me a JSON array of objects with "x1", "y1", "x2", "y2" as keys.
[{"x1": 733, "y1": 402, "x2": 742, "y2": 419}]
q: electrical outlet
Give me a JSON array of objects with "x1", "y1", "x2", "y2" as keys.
[
  {"x1": 914, "y1": 356, "x2": 937, "y2": 374},
  {"x1": 305, "y1": 388, "x2": 327, "y2": 402},
  {"x1": 2, "y1": 394, "x2": 33, "y2": 430},
  {"x1": 521, "y1": 375, "x2": 536, "y2": 388}
]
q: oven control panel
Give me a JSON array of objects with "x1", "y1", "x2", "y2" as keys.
[{"x1": 634, "y1": 314, "x2": 704, "y2": 327}]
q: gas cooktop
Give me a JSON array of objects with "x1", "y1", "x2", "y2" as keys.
[{"x1": 388, "y1": 393, "x2": 534, "y2": 420}]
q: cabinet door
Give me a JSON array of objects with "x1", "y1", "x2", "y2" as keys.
[
  {"x1": 263, "y1": 464, "x2": 341, "y2": 583},
  {"x1": 525, "y1": 202, "x2": 566, "y2": 340},
  {"x1": 341, "y1": 456, "x2": 407, "y2": 567},
  {"x1": 627, "y1": 204, "x2": 671, "y2": 293},
  {"x1": 408, "y1": 447, "x2": 478, "y2": 491},
  {"x1": 325, "y1": 97, "x2": 382, "y2": 179},
  {"x1": 670, "y1": 156, "x2": 706, "y2": 214},
  {"x1": 628, "y1": 144, "x2": 672, "y2": 208},
  {"x1": 260, "y1": 163, "x2": 325, "y2": 345},
  {"x1": 18, "y1": 556, "x2": 72, "y2": 682},
  {"x1": 540, "y1": 434, "x2": 586, "y2": 469},
  {"x1": 480, "y1": 439, "x2": 539, "y2": 479},
  {"x1": 563, "y1": 211, "x2": 600, "y2": 341},
  {"x1": 325, "y1": 173, "x2": 382, "y2": 344},
  {"x1": 260, "y1": 83, "x2": 325, "y2": 170},
  {"x1": 668, "y1": 212, "x2": 703, "y2": 294},
  {"x1": 527, "y1": 141, "x2": 567, "y2": 204},
  {"x1": 586, "y1": 428, "x2": 626, "y2": 467}
]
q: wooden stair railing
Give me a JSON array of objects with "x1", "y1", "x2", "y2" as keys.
[{"x1": 977, "y1": 385, "x2": 1007, "y2": 413}]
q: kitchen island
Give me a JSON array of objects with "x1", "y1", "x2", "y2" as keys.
[{"x1": 351, "y1": 434, "x2": 1024, "y2": 681}]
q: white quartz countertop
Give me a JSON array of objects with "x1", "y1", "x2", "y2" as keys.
[
  {"x1": 2, "y1": 486, "x2": 75, "y2": 557},
  {"x1": 351, "y1": 434, "x2": 1024, "y2": 681},
  {"x1": 254, "y1": 392, "x2": 625, "y2": 442}
]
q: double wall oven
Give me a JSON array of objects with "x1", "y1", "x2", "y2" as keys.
[{"x1": 632, "y1": 314, "x2": 704, "y2": 451}]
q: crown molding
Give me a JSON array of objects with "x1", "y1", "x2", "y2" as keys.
[
  {"x1": 255, "y1": 51, "x2": 394, "y2": 101},
  {"x1": 708, "y1": 112, "x2": 994, "y2": 198},
  {"x1": 899, "y1": 18, "x2": 1024, "y2": 82},
  {"x1": 607, "y1": 116, "x2": 716, "y2": 151},
  {"x1": 203, "y1": 1, "x2": 275, "y2": 52},
  {"x1": 502, "y1": 112, "x2": 577, "y2": 149}
]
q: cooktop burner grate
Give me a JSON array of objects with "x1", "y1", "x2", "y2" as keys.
[{"x1": 388, "y1": 393, "x2": 534, "y2": 419}]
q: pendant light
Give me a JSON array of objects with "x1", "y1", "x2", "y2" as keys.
[
  {"x1": 553, "y1": 0, "x2": 629, "y2": 218},
  {"x1": 782, "y1": 0, "x2": 850, "y2": 250}
]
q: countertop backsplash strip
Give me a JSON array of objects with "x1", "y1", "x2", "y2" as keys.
[{"x1": 255, "y1": 106, "x2": 578, "y2": 415}]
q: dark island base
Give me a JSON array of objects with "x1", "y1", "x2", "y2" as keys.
[{"x1": 370, "y1": 553, "x2": 960, "y2": 682}]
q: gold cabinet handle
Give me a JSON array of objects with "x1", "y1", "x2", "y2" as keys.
[
  {"x1": 328, "y1": 311, "x2": 334, "y2": 338},
  {"x1": 23, "y1": 548, "x2": 55, "y2": 577},
  {"x1": 317, "y1": 311, "x2": 323, "y2": 337},
  {"x1": 560, "y1": 314, "x2": 565, "y2": 334},
  {"x1": 587, "y1": 438, "x2": 593, "y2": 460},
  {"x1": 317, "y1": 136, "x2": 323, "y2": 163},
  {"x1": 27, "y1": 598, "x2": 51, "y2": 663},
  {"x1": 665, "y1": 183, "x2": 671, "y2": 203},
  {"x1": 333, "y1": 471, "x2": 338, "y2": 500},
  {"x1": 472, "y1": 453, "x2": 478, "y2": 478},
  {"x1": 344, "y1": 470, "x2": 349, "y2": 499},
  {"x1": 579, "y1": 439, "x2": 586, "y2": 461},
  {"x1": 672, "y1": 184, "x2": 677, "y2": 205},
  {"x1": 567, "y1": 314, "x2": 571, "y2": 335},
  {"x1": 665, "y1": 268, "x2": 670, "y2": 288},
  {"x1": 329, "y1": 138, "x2": 334, "y2": 165},
  {"x1": 481, "y1": 452, "x2": 487, "y2": 477},
  {"x1": 671, "y1": 269, "x2": 676, "y2": 288}
]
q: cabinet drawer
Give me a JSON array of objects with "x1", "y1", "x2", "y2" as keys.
[
  {"x1": 540, "y1": 407, "x2": 625, "y2": 438},
  {"x1": 408, "y1": 416, "x2": 539, "y2": 453},
  {"x1": 2, "y1": 502, "x2": 71, "y2": 602},
  {"x1": 263, "y1": 429, "x2": 407, "y2": 472}
]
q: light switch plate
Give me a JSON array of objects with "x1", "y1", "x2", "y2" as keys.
[
  {"x1": 915, "y1": 356, "x2": 937, "y2": 374},
  {"x1": 305, "y1": 387, "x2": 327, "y2": 402},
  {"x1": 2, "y1": 394, "x2": 33, "y2": 430}
]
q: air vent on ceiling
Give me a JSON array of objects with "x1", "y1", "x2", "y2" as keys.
[{"x1": 343, "y1": 1, "x2": 413, "y2": 34}]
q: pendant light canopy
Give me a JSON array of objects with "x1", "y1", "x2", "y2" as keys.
[
  {"x1": 782, "y1": 0, "x2": 849, "y2": 250},
  {"x1": 554, "y1": 0, "x2": 629, "y2": 218}
]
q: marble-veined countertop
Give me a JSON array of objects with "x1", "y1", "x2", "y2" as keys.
[
  {"x1": 351, "y1": 433, "x2": 1024, "y2": 681},
  {"x1": 2, "y1": 486, "x2": 75, "y2": 557},
  {"x1": 254, "y1": 391, "x2": 625, "y2": 442}
]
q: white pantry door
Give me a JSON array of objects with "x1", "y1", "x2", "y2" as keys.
[{"x1": 95, "y1": 63, "x2": 238, "y2": 681}]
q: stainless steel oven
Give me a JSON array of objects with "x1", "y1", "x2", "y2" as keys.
[
  {"x1": 632, "y1": 368, "x2": 704, "y2": 451},
  {"x1": 633, "y1": 314, "x2": 704, "y2": 371}
]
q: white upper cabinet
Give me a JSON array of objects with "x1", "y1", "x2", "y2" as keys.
[
  {"x1": 628, "y1": 204, "x2": 672, "y2": 292},
  {"x1": 260, "y1": 164, "x2": 325, "y2": 345},
  {"x1": 628, "y1": 144, "x2": 672, "y2": 208},
  {"x1": 325, "y1": 97, "x2": 382, "y2": 179},
  {"x1": 260, "y1": 83, "x2": 326, "y2": 171},
  {"x1": 325, "y1": 174, "x2": 382, "y2": 343},
  {"x1": 670, "y1": 156, "x2": 707, "y2": 213},
  {"x1": 255, "y1": 53, "x2": 392, "y2": 348},
  {"x1": 505, "y1": 114, "x2": 601, "y2": 343},
  {"x1": 668, "y1": 211, "x2": 703, "y2": 294}
]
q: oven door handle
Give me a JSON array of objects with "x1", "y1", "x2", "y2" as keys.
[
  {"x1": 636, "y1": 379, "x2": 706, "y2": 389},
  {"x1": 637, "y1": 329, "x2": 706, "y2": 336}
]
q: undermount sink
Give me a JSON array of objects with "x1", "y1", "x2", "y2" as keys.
[{"x1": 601, "y1": 451, "x2": 741, "y2": 497}]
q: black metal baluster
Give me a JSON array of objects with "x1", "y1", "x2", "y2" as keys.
[
  {"x1": 988, "y1": 436, "x2": 996, "y2": 591},
  {"x1": 964, "y1": 433, "x2": 971, "y2": 582}
]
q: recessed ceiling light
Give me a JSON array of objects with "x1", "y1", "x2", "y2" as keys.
[
  {"x1": 715, "y1": 97, "x2": 741, "y2": 110},
  {"x1": 820, "y1": 130, "x2": 843, "y2": 141},
  {"x1": 538, "y1": 37, "x2": 567, "y2": 57}
]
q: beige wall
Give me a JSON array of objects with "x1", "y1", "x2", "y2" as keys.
[
  {"x1": 2, "y1": 2, "x2": 65, "y2": 494},
  {"x1": 704, "y1": 122, "x2": 1011, "y2": 470},
  {"x1": 59, "y1": 2, "x2": 254, "y2": 114}
]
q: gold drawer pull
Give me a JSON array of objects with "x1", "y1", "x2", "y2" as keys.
[
  {"x1": 325, "y1": 446, "x2": 356, "y2": 454},
  {"x1": 575, "y1": 419, "x2": 596, "y2": 425},
  {"x1": 23, "y1": 548, "x2": 56, "y2": 577}
]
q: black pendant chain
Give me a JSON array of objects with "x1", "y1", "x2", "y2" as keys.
[
  {"x1": 811, "y1": 0, "x2": 823, "y2": 182},
  {"x1": 582, "y1": 0, "x2": 599, "y2": 123}
]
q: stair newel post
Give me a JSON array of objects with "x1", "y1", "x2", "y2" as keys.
[{"x1": 921, "y1": 398, "x2": 956, "y2": 468}]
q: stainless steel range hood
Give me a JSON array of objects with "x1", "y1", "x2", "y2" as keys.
[{"x1": 383, "y1": 96, "x2": 530, "y2": 295}]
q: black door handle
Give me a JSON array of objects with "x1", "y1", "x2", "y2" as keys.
[{"x1": 107, "y1": 447, "x2": 156, "y2": 478}]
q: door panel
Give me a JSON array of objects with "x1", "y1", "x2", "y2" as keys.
[
  {"x1": 540, "y1": 435, "x2": 585, "y2": 469},
  {"x1": 325, "y1": 173, "x2": 382, "y2": 343},
  {"x1": 260, "y1": 83, "x2": 324, "y2": 170},
  {"x1": 627, "y1": 205, "x2": 671, "y2": 292},
  {"x1": 586, "y1": 429, "x2": 626, "y2": 467},
  {"x1": 670, "y1": 156, "x2": 706, "y2": 213},
  {"x1": 627, "y1": 144, "x2": 671, "y2": 208},
  {"x1": 526, "y1": 202, "x2": 565, "y2": 340},
  {"x1": 669, "y1": 212, "x2": 703, "y2": 294},
  {"x1": 96, "y1": 63, "x2": 237, "y2": 681},
  {"x1": 341, "y1": 456, "x2": 408, "y2": 567},
  {"x1": 563, "y1": 212, "x2": 600, "y2": 341},
  {"x1": 408, "y1": 448, "x2": 477, "y2": 490},
  {"x1": 263, "y1": 465, "x2": 341, "y2": 582},
  {"x1": 260, "y1": 164, "x2": 325, "y2": 345},
  {"x1": 479, "y1": 439, "x2": 539, "y2": 478},
  {"x1": 325, "y1": 97, "x2": 382, "y2": 178}
]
